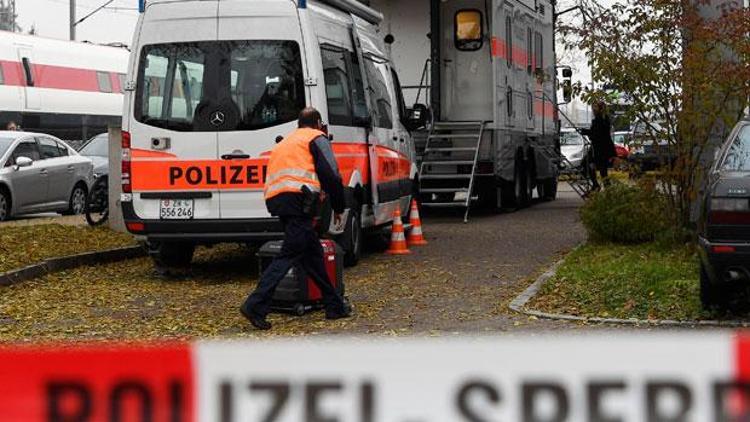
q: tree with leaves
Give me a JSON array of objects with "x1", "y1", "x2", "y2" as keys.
[{"x1": 561, "y1": 0, "x2": 750, "y2": 229}]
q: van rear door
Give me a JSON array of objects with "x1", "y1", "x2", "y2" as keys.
[
  {"x1": 128, "y1": 1, "x2": 220, "y2": 220},
  {"x1": 216, "y1": 0, "x2": 308, "y2": 219}
]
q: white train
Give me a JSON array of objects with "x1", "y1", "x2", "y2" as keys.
[{"x1": 0, "y1": 31, "x2": 129, "y2": 141}]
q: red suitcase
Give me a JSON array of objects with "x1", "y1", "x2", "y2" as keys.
[{"x1": 257, "y1": 239, "x2": 344, "y2": 315}]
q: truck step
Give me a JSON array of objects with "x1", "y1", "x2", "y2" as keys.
[
  {"x1": 421, "y1": 202, "x2": 469, "y2": 208},
  {"x1": 420, "y1": 174, "x2": 473, "y2": 180},
  {"x1": 424, "y1": 147, "x2": 477, "y2": 152},
  {"x1": 428, "y1": 134, "x2": 479, "y2": 140},
  {"x1": 420, "y1": 188, "x2": 470, "y2": 193},
  {"x1": 422, "y1": 160, "x2": 475, "y2": 166},
  {"x1": 432, "y1": 121, "x2": 483, "y2": 129}
]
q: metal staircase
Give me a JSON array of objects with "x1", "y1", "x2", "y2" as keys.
[
  {"x1": 532, "y1": 138, "x2": 594, "y2": 198},
  {"x1": 419, "y1": 121, "x2": 487, "y2": 222}
]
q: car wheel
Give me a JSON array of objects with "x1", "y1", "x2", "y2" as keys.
[
  {"x1": 700, "y1": 263, "x2": 729, "y2": 311},
  {"x1": 341, "y1": 204, "x2": 362, "y2": 267},
  {"x1": 148, "y1": 241, "x2": 195, "y2": 269},
  {"x1": 0, "y1": 189, "x2": 9, "y2": 221},
  {"x1": 63, "y1": 184, "x2": 87, "y2": 215}
]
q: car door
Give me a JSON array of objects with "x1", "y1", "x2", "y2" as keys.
[
  {"x1": 4, "y1": 138, "x2": 45, "y2": 212},
  {"x1": 36, "y1": 136, "x2": 71, "y2": 207}
]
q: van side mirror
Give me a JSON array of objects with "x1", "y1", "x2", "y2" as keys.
[
  {"x1": 404, "y1": 104, "x2": 429, "y2": 131},
  {"x1": 14, "y1": 156, "x2": 32, "y2": 169}
]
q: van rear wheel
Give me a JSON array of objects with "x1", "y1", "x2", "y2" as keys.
[
  {"x1": 341, "y1": 205, "x2": 362, "y2": 267},
  {"x1": 148, "y1": 241, "x2": 195, "y2": 269}
]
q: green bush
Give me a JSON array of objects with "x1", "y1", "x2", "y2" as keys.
[{"x1": 580, "y1": 181, "x2": 672, "y2": 244}]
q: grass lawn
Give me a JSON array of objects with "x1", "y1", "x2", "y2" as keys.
[
  {"x1": 0, "y1": 224, "x2": 136, "y2": 273},
  {"x1": 529, "y1": 242, "x2": 706, "y2": 320}
]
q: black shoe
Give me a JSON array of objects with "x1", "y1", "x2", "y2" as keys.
[
  {"x1": 240, "y1": 305, "x2": 272, "y2": 330},
  {"x1": 325, "y1": 302, "x2": 353, "y2": 320}
]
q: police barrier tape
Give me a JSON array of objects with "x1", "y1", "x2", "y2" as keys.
[{"x1": 2, "y1": 333, "x2": 750, "y2": 421}]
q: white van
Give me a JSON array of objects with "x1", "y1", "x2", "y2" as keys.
[{"x1": 121, "y1": 0, "x2": 420, "y2": 267}]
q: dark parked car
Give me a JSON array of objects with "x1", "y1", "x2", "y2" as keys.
[
  {"x1": 698, "y1": 118, "x2": 750, "y2": 310},
  {"x1": 627, "y1": 122, "x2": 676, "y2": 172}
]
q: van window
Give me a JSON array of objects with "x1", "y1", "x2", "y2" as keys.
[
  {"x1": 364, "y1": 57, "x2": 393, "y2": 129},
  {"x1": 321, "y1": 46, "x2": 353, "y2": 126},
  {"x1": 135, "y1": 41, "x2": 305, "y2": 132},
  {"x1": 455, "y1": 10, "x2": 483, "y2": 51},
  {"x1": 349, "y1": 52, "x2": 369, "y2": 125},
  {"x1": 391, "y1": 68, "x2": 406, "y2": 122}
]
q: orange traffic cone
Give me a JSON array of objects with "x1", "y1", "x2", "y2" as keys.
[
  {"x1": 407, "y1": 199, "x2": 428, "y2": 246},
  {"x1": 386, "y1": 209, "x2": 411, "y2": 255}
]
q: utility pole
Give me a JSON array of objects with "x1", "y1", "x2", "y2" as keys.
[{"x1": 69, "y1": 0, "x2": 76, "y2": 40}]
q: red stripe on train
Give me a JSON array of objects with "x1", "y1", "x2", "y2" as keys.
[{"x1": 0, "y1": 60, "x2": 123, "y2": 93}]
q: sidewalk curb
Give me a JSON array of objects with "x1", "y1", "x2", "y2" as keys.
[
  {"x1": 510, "y1": 254, "x2": 750, "y2": 328},
  {"x1": 0, "y1": 245, "x2": 146, "y2": 287}
]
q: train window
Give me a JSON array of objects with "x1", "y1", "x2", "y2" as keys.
[
  {"x1": 534, "y1": 32, "x2": 543, "y2": 74},
  {"x1": 0, "y1": 65, "x2": 4, "y2": 85},
  {"x1": 118, "y1": 73, "x2": 126, "y2": 93},
  {"x1": 527, "y1": 28, "x2": 533, "y2": 74},
  {"x1": 455, "y1": 10, "x2": 483, "y2": 51},
  {"x1": 364, "y1": 57, "x2": 393, "y2": 129},
  {"x1": 97, "y1": 72, "x2": 112, "y2": 93},
  {"x1": 321, "y1": 46, "x2": 354, "y2": 126},
  {"x1": 506, "y1": 16, "x2": 512, "y2": 68}
]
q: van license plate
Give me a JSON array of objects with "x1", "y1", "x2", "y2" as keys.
[{"x1": 159, "y1": 199, "x2": 194, "y2": 220}]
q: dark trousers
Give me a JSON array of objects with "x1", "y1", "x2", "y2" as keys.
[{"x1": 243, "y1": 216, "x2": 346, "y2": 318}]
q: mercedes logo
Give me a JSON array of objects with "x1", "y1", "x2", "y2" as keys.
[{"x1": 210, "y1": 111, "x2": 226, "y2": 127}]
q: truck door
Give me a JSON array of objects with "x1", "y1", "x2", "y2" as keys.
[
  {"x1": 440, "y1": 1, "x2": 493, "y2": 122},
  {"x1": 16, "y1": 47, "x2": 41, "y2": 110},
  {"x1": 216, "y1": 1, "x2": 307, "y2": 219},
  {"x1": 127, "y1": 1, "x2": 221, "y2": 221}
]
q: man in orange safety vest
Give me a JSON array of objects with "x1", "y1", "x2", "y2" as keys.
[{"x1": 240, "y1": 107, "x2": 351, "y2": 330}]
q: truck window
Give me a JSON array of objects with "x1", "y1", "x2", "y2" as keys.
[
  {"x1": 527, "y1": 27, "x2": 533, "y2": 74},
  {"x1": 455, "y1": 10, "x2": 483, "y2": 51},
  {"x1": 321, "y1": 46, "x2": 354, "y2": 126},
  {"x1": 722, "y1": 125, "x2": 750, "y2": 172},
  {"x1": 506, "y1": 16, "x2": 512, "y2": 68},
  {"x1": 135, "y1": 41, "x2": 305, "y2": 132},
  {"x1": 364, "y1": 57, "x2": 393, "y2": 129},
  {"x1": 534, "y1": 32, "x2": 543, "y2": 74}
]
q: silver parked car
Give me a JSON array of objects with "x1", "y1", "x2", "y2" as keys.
[
  {"x1": 560, "y1": 128, "x2": 591, "y2": 170},
  {"x1": 0, "y1": 131, "x2": 93, "y2": 221}
]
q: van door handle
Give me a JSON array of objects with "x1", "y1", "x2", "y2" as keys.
[{"x1": 221, "y1": 153, "x2": 251, "y2": 160}]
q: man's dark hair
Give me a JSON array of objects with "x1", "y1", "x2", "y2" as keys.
[{"x1": 298, "y1": 107, "x2": 322, "y2": 129}]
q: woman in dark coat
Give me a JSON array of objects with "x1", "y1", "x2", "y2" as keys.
[{"x1": 586, "y1": 101, "x2": 617, "y2": 190}]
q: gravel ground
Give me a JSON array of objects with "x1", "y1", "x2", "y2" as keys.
[{"x1": 0, "y1": 185, "x2": 588, "y2": 341}]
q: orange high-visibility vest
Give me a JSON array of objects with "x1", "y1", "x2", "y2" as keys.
[{"x1": 264, "y1": 127, "x2": 324, "y2": 200}]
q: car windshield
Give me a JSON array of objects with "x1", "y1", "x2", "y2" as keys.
[
  {"x1": 722, "y1": 124, "x2": 750, "y2": 172},
  {"x1": 0, "y1": 137, "x2": 14, "y2": 158},
  {"x1": 613, "y1": 133, "x2": 628, "y2": 145},
  {"x1": 135, "y1": 40, "x2": 306, "y2": 132},
  {"x1": 79, "y1": 135, "x2": 108, "y2": 157},
  {"x1": 560, "y1": 132, "x2": 584, "y2": 146}
]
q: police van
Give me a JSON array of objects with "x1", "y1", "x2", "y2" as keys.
[{"x1": 121, "y1": 0, "x2": 419, "y2": 267}]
